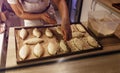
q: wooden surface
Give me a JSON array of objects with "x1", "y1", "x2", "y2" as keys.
[
  {"x1": 96, "y1": 0, "x2": 120, "y2": 17},
  {"x1": 3, "y1": 24, "x2": 120, "y2": 73}
]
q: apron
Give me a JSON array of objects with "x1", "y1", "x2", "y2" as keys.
[
  {"x1": 19, "y1": 0, "x2": 50, "y2": 13},
  {"x1": 19, "y1": 0, "x2": 58, "y2": 26}
]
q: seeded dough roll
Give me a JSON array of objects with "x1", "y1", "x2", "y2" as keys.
[
  {"x1": 73, "y1": 38, "x2": 83, "y2": 50},
  {"x1": 55, "y1": 26, "x2": 63, "y2": 35},
  {"x1": 60, "y1": 40, "x2": 69, "y2": 53},
  {"x1": 75, "y1": 24, "x2": 86, "y2": 33},
  {"x1": 72, "y1": 32, "x2": 84, "y2": 38},
  {"x1": 68, "y1": 39, "x2": 79, "y2": 52},
  {"x1": 86, "y1": 36, "x2": 98, "y2": 47},
  {"x1": 71, "y1": 25, "x2": 78, "y2": 32}
]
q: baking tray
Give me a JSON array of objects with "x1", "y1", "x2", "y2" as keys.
[
  {"x1": 112, "y1": 3, "x2": 120, "y2": 10},
  {"x1": 14, "y1": 23, "x2": 102, "y2": 64}
]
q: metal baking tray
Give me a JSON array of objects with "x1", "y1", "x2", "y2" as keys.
[
  {"x1": 112, "y1": 3, "x2": 120, "y2": 10},
  {"x1": 14, "y1": 23, "x2": 102, "y2": 64}
]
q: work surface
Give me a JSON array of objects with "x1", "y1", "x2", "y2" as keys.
[{"x1": 1, "y1": 25, "x2": 120, "y2": 73}]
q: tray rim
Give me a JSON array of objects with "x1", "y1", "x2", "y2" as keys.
[{"x1": 14, "y1": 23, "x2": 103, "y2": 64}]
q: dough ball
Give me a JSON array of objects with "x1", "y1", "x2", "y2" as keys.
[
  {"x1": 19, "y1": 45, "x2": 30, "y2": 60},
  {"x1": 87, "y1": 36, "x2": 98, "y2": 47},
  {"x1": 47, "y1": 42, "x2": 59, "y2": 55},
  {"x1": 73, "y1": 38, "x2": 83, "y2": 50},
  {"x1": 33, "y1": 43, "x2": 44, "y2": 57},
  {"x1": 33, "y1": 28, "x2": 42, "y2": 38},
  {"x1": 19, "y1": 28, "x2": 28, "y2": 40},
  {"x1": 60, "y1": 40, "x2": 69, "y2": 53},
  {"x1": 72, "y1": 32, "x2": 84, "y2": 38},
  {"x1": 76, "y1": 24, "x2": 86, "y2": 33}
]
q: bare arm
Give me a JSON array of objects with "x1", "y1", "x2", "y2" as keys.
[
  {"x1": 9, "y1": 0, "x2": 56, "y2": 23},
  {"x1": 52, "y1": 0, "x2": 69, "y2": 23},
  {"x1": 10, "y1": 2, "x2": 43, "y2": 20},
  {"x1": 52, "y1": 0, "x2": 72, "y2": 41}
]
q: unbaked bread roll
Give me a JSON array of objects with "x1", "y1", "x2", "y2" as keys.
[
  {"x1": 19, "y1": 28, "x2": 28, "y2": 40},
  {"x1": 33, "y1": 43, "x2": 44, "y2": 57},
  {"x1": 71, "y1": 25, "x2": 77, "y2": 32},
  {"x1": 55, "y1": 26, "x2": 63, "y2": 35},
  {"x1": 69, "y1": 39, "x2": 79, "y2": 52},
  {"x1": 33, "y1": 28, "x2": 41, "y2": 38},
  {"x1": 47, "y1": 42, "x2": 58, "y2": 55},
  {"x1": 73, "y1": 38, "x2": 83, "y2": 50},
  {"x1": 19, "y1": 45, "x2": 30, "y2": 60},
  {"x1": 86, "y1": 36, "x2": 98, "y2": 47},
  {"x1": 72, "y1": 32, "x2": 84, "y2": 38},
  {"x1": 76, "y1": 24, "x2": 86, "y2": 33},
  {"x1": 45, "y1": 28, "x2": 53, "y2": 38},
  {"x1": 60, "y1": 40, "x2": 68, "y2": 53},
  {"x1": 24, "y1": 38, "x2": 44, "y2": 45}
]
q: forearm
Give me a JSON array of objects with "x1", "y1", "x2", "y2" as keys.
[
  {"x1": 54, "y1": 0, "x2": 70, "y2": 24},
  {"x1": 10, "y1": 4, "x2": 43, "y2": 20},
  {"x1": 19, "y1": 12, "x2": 42, "y2": 20},
  {"x1": 53, "y1": 0, "x2": 72, "y2": 41}
]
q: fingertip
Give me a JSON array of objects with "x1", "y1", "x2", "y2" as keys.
[{"x1": 63, "y1": 37, "x2": 67, "y2": 41}]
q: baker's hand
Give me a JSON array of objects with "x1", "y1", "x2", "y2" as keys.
[
  {"x1": 61, "y1": 21, "x2": 72, "y2": 41},
  {"x1": 40, "y1": 13, "x2": 57, "y2": 24}
]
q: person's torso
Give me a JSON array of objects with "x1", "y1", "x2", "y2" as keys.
[{"x1": 20, "y1": 0, "x2": 51, "y2": 13}]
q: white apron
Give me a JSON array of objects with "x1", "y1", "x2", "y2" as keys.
[{"x1": 19, "y1": 0, "x2": 58, "y2": 26}]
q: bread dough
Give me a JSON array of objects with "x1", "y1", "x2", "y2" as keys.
[
  {"x1": 19, "y1": 45, "x2": 30, "y2": 60},
  {"x1": 86, "y1": 36, "x2": 98, "y2": 47},
  {"x1": 73, "y1": 38, "x2": 83, "y2": 50},
  {"x1": 33, "y1": 28, "x2": 42, "y2": 38},
  {"x1": 45, "y1": 28, "x2": 53, "y2": 38},
  {"x1": 55, "y1": 26, "x2": 63, "y2": 35},
  {"x1": 19, "y1": 28, "x2": 28, "y2": 40},
  {"x1": 60, "y1": 40, "x2": 69, "y2": 53},
  {"x1": 72, "y1": 32, "x2": 84, "y2": 38},
  {"x1": 71, "y1": 25, "x2": 78, "y2": 32},
  {"x1": 47, "y1": 42, "x2": 59, "y2": 55},
  {"x1": 24, "y1": 38, "x2": 44, "y2": 45},
  {"x1": 33, "y1": 43, "x2": 44, "y2": 57},
  {"x1": 75, "y1": 24, "x2": 86, "y2": 33},
  {"x1": 68, "y1": 39, "x2": 79, "y2": 52}
]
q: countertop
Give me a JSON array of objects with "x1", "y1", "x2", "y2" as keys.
[{"x1": 4, "y1": 53, "x2": 120, "y2": 73}]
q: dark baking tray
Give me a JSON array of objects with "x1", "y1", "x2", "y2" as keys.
[
  {"x1": 112, "y1": 3, "x2": 120, "y2": 10},
  {"x1": 14, "y1": 23, "x2": 103, "y2": 64}
]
